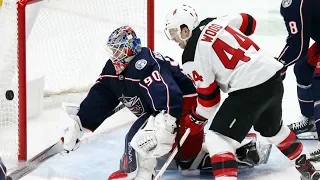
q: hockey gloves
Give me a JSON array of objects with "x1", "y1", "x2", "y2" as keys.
[
  {"x1": 184, "y1": 106, "x2": 208, "y2": 136},
  {"x1": 275, "y1": 57, "x2": 286, "y2": 80},
  {"x1": 131, "y1": 111, "x2": 177, "y2": 158},
  {"x1": 62, "y1": 114, "x2": 84, "y2": 153}
]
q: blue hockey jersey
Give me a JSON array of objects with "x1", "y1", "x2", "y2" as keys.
[
  {"x1": 77, "y1": 47, "x2": 196, "y2": 131},
  {"x1": 278, "y1": 0, "x2": 320, "y2": 66},
  {"x1": 0, "y1": 157, "x2": 6, "y2": 180}
]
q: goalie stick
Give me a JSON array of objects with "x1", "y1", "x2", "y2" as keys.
[
  {"x1": 154, "y1": 128, "x2": 190, "y2": 180},
  {"x1": 7, "y1": 103, "x2": 126, "y2": 180}
]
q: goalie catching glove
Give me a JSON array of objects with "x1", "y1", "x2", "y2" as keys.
[
  {"x1": 130, "y1": 111, "x2": 177, "y2": 158},
  {"x1": 183, "y1": 106, "x2": 208, "y2": 136},
  {"x1": 60, "y1": 103, "x2": 84, "y2": 153}
]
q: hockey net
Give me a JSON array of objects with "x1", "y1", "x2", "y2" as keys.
[{"x1": 0, "y1": 0, "x2": 154, "y2": 160}]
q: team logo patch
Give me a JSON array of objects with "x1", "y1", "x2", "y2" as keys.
[
  {"x1": 135, "y1": 59, "x2": 147, "y2": 70},
  {"x1": 282, "y1": 0, "x2": 292, "y2": 8},
  {"x1": 119, "y1": 95, "x2": 145, "y2": 116}
]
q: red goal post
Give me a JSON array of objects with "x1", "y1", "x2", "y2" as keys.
[{"x1": 0, "y1": 0, "x2": 154, "y2": 161}]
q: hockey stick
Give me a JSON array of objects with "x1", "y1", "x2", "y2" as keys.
[
  {"x1": 7, "y1": 103, "x2": 126, "y2": 180},
  {"x1": 7, "y1": 140, "x2": 63, "y2": 180},
  {"x1": 154, "y1": 128, "x2": 190, "y2": 180}
]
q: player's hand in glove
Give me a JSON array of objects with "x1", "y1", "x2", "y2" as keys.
[
  {"x1": 62, "y1": 115, "x2": 84, "y2": 153},
  {"x1": 131, "y1": 111, "x2": 177, "y2": 158},
  {"x1": 60, "y1": 103, "x2": 84, "y2": 153},
  {"x1": 274, "y1": 57, "x2": 286, "y2": 80},
  {"x1": 183, "y1": 106, "x2": 208, "y2": 136}
]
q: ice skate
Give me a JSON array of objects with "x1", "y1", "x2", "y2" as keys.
[
  {"x1": 310, "y1": 149, "x2": 320, "y2": 162},
  {"x1": 288, "y1": 117, "x2": 317, "y2": 140},
  {"x1": 295, "y1": 154, "x2": 320, "y2": 180}
]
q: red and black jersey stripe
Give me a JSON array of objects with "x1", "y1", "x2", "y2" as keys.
[
  {"x1": 239, "y1": 13, "x2": 256, "y2": 36},
  {"x1": 197, "y1": 81, "x2": 221, "y2": 107}
]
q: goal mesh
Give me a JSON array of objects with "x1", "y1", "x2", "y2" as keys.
[{"x1": 0, "y1": 0, "x2": 154, "y2": 160}]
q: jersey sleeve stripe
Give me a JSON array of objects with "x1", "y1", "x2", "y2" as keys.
[
  {"x1": 196, "y1": 81, "x2": 220, "y2": 108},
  {"x1": 198, "y1": 88, "x2": 220, "y2": 101},
  {"x1": 239, "y1": 13, "x2": 255, "y2": 36},
  {"x1": 197, "y1": 81, "x2": 218, "y2": 95},
  {"x1": 198, "y1": 93, "x2": 220, "y2": 107}
]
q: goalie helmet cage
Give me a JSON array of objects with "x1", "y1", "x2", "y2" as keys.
[{"x1": 1, "y1": 0, "x2": 154, "y2": 161}]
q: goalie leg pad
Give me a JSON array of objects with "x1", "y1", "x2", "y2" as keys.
[
  {"x1": 135, "y1": 154, "x2": 157, "y2": 180},
  {"x1": 108, "y1": 114, "x2": 151, "y2": 180}
]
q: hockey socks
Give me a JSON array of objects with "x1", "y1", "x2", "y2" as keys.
[
  {"x1": 297, "y1": 83, "x2": 314, "y2": 118},
  {"x1": 211, "y1": 152, "x2": 237, "y2": 180},
  {"x1": 277, "y1": 131, "x2": 303, "y2": 160},
  {"x1": 267, "y1": 123, "x2": 304, "y2": 161}
]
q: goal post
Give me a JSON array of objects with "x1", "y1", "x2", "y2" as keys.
[{"x1": 0, "y1": 0, "x2": 154, "y2": 161}]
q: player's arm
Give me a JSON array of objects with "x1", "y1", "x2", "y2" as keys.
[
  {"x1": 277, "y1": 1, "x2": 311, "y2": 67},
  {"x1": 62, "y1": 63, "x2": 120, "y2": 152},
  {"x1": 218, "y1": 13, "x2": 256, "y2": 36},
  {"x1": 77, "y1": 77, "x2": 120, "y2": 131},
  {"x1": 182, "y1": 61, "x2": 221, "y2": 120}
]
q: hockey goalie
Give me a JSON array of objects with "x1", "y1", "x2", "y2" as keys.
[{"x1": 60, "y1": 25, "x2": 272, "y2": 179}]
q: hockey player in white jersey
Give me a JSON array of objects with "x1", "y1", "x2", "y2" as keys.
[{"x1": 164, "y1": 4, "x2": 320, "y2": 180}]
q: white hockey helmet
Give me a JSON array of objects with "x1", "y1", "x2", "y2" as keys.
[{"x1": 164, "y1": 4, "x2": 200, "y2": 41}]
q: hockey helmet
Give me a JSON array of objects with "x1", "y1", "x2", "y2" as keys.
[
  {"x1": 107, "y1": 26, "x2": 142, "y2": 74},
  {"x1": 164, "y1": 5, "x2": 199, "y2": 41}
]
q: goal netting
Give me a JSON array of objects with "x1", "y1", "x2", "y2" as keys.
[{"x1": 0, "y1": 0, "x2": 154, "y2": 160}]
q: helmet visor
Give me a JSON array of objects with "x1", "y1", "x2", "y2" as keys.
[
  {"x1": 164, "y1": 27, "x2": 179, "y2": 41},
  {"x1": 106, "y1": 44, "x2": 129, "y2": 62}
]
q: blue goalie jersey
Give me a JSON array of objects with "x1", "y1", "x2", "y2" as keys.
[{"x1": 77, "y1": 47, "x2": 197, "y2": 131}]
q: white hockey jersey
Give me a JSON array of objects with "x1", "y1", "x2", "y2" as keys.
[{"x1": 182, "y1": 14, "x2": 284, "y2": 119}]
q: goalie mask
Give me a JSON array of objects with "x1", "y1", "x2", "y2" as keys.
[
  {"x1": 164, "y1": 5, "x2": 199, "y2": 48},
  {"x1": 107, "y1": 26, "x2": 142, "y2": 75}
]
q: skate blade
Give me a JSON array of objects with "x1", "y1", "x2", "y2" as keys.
[
  {"x1": 297, "y1": 132, "x2": 318, "y2": 140},
  {"x1": 258, "y1": 144, "x2": 272, "y2": 164}
]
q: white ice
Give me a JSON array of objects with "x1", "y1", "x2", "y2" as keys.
[{"x1": 3, "y1": 0, "x2": 320, "y2": 179}]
